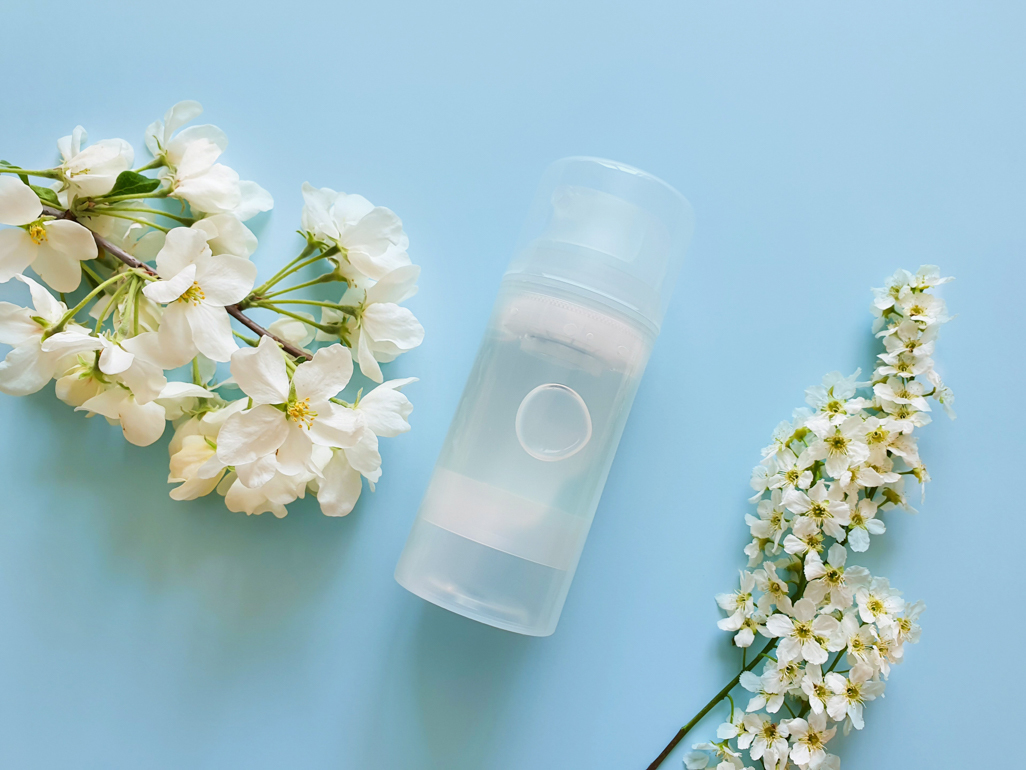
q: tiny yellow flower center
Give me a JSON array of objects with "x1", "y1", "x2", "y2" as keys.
[
  {"x1": 28, "y1": 222, "x2": 48, "y2": 245},
  {"x1": 824, "y1": 566, "x2": 842, "y2": 584},
  {"x1": 845, "y1": 681, "x2": 863, "y2": 702},
  {"x1": 826, "y1": 434, "x2": 849, "y2": 453},
  {"x1": 784, "y1": 468, "x2": 801, "y2": 484},
  {"x1": 908, "y1": 304, "x2": 926, "y2": 317},
  {"x1": 287, "y1": 397, "x2": 318, "y2": 429},
  {"x1": 804, "y1": 730, "x2": 825, "y2": 750},
  {"x1": 893, "y1": 404, "x2": 912, "y2": 419},
  {"x1": 825, "y1": 399, "x2": 845, "y2": 415},
  {"x1": 794, "y1": 620, "x2": 813, "y2": 640},
  {"x1": 867, "y1": 597, "x2": 885, "y2": 615},
  {"x1": 759, "y1": 722, "x2": 779, "y2": 740},
  {"x1": 866, "y1": 427, "x2": 889, "y2": 445},
  {"x1": 807, "y1": 500, "x2": 829, "y2": 521},
  {"x1": 178, "y1": 282, "x2": 206, "y2": 305}
]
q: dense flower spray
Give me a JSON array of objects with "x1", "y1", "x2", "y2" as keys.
[
  {"x1": 0, "y1": 101, "x2": 423, "y2": 518},
  {"x1": 648, "y1": 266, "x2": 954, "y2": 770}
]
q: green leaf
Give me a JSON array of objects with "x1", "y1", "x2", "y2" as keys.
[
  {"x1": 2, "y1": 160, "x2": 29, "y2": 185},
  {"x1": 30, "y1": 185, "x2": 62, "y2": 209},
  {"x1": 104, "y1": 170, "x2": 162, "y2": 198}
]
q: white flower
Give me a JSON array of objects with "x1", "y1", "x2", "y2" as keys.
[
  {"x1": 716, "y1": 570, "x2": 756, "y2": 631},
  {"x1": 746, "y1": 490, "x2": 789, "y2": 551},
  {"x1": 753, "y1": 561, "x2": 793, "y2": 615},
  {"x1": 76, "y1": 379, "x2": 212, "y2": 447},
  {"x1": 782, "y1": 480, "x2": 851, "y2": 541},
  {"x1": 825, "y1": 662, "x2": 885, "y2": 729},
  {"x1": 786, "y1": 711, "x2": 835, "y2": 768},
  {"x1": 214, "y1": 336, "x2": 361, "y2": 484},
  {"x1": 57, "y1": 125, "x2": 134, "y2": 199},
  {"x1": 874, "y1": 375, "x2": 931, "y2": 412},
  {"x1": 782, "y1": 517, "x2": 823, "y2": 557},
  {"x1": 192, "y1": 213, "x2": 257, "y2": 258},
  {"x1": 890, "y1": 599, "x2": 925, "y2": 644},
  {"x1": 0, "y1": 177, "x2": 97, "y2": 291},
  {"x1": 897, "y1": 290, "x2": 949, "y2": 326},
  {"x1": 804, "y1": 370, "x2": 868, "y2": 435},
  {"x1": 855, "y1": 577, "x2": 904, "y2": 625},
  {"x1": 765, "y1": 598, "x2": 842, "y2": 665},
  {"x1": 798, "y1": 415, "x2": 870, "y2": 479},
  {"x1": 301, "y1": 182, "x2": 412, "y2": 280},
  {"x1": 766, "y1": 449, "x2": 814, "y2": 492},
  {"x1": 846, "y1": 497, "x2": 885, "y2": 552},
  {"x1": 803, "y1": 543, "x2": 870, "y2": 611},
  {"x1": 739, "y1": 713, "x2": 789, "y2": 770},
  {"x1": 314, "y1": 377, "x2": 416, "y2": 516},
  {"x1": 221, "y1": 467, "x2": 312, "y2": 518},
  {"x1": 800, "y1": 663, "x2": 832, "y2": 715},
  {"x1": 836, "y1": 610, "x2": 879, "y2": 668},
  {"x1": 716, "y1": 709, "x2": 747, "y2": 741},
  {"x1": 319, "y1": 264, "x2": 424, "y2": 383},
  {"x1": 879, "y1": 318, "x2": 936, "y2": 360},
  {"x1": 739, "y1": 670, "x2": 784, "y2": 714},
  {"x1": 143, "y1": 227, "x2": 256, "y2": 364},
  {"x1": 0, "y1": 275, "x2": 97, "y2": 395}
]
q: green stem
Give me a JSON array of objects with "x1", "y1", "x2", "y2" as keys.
[
  {"x1": 233, "y1": 330, "x2": 259, "y2": 347},
  {"x1": 92, "y1": 189, "x2": 170, "y2": 205},
  {"x1": 91, "y1": 205, "x2": 193, "y2": 225},
  {"x1": 254, "y1": 302, "x2": 335, "y2": 331},
  {"x1": 95, "y1": 278, "x2": 132, "y2": 331},
  {"x1": 46, "y1": 272, "x2": 132, "y2": 336},
  {"x1": 262, "y1": 299, "x2": 354, "y2": 311},
  {"x1": 261, "y1": 274, "x2": 340, "y2": 299},
  {"x1": 132, "y1": 158, "x2": 164, "y2": 173},
  {"x1": 646, "y1": 637, "x2": 779, "y2": 770},
  {"x1": 87, "y1": 210, "x2": 170, "y2": 232},
  {"x1": 0, "y1": 167, "x2": 61, "y2": 179}
]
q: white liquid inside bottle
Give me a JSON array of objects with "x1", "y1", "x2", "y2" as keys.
[{"x1": 396, "y1": 157, "x2": 694, "y2": 636}]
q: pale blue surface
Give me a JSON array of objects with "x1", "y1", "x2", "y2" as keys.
[{"x1": 0, "y1": 2, "x2": 1022, "y2": 768}]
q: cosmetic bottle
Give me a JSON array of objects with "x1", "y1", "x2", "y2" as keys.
[{"x1": 395, "y1": 157, "x2": 694, "y2": 635}]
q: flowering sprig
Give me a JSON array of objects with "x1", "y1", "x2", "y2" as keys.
[
  {"x1": 647, "y1": 266, "x2": 954, "y2": 770},
  {"x1": 0, "y1": 101, "x2": 424, "y2": 518}
]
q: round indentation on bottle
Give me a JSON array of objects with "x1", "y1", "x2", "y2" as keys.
[{"x1": 515, "y1": 383, "x2": 592, "y2": 462}]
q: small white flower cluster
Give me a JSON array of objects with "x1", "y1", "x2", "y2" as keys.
[
  {"x1": 0, "y1": 101, "x2": 424, "y2": 518},
  {"x1": 685, "y1": 266, "x2": 953, "y2": 770}
]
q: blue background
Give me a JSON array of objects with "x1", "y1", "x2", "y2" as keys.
[{"x1": 0, "y1": 2, "x2": 1022, "y2": 768}]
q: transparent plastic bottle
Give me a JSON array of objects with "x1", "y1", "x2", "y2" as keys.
[{"x1": 395, "y1": 157, "x2": 694, "y2": 636}]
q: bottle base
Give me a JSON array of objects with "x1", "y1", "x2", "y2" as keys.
[{"x1": 395, "y1": 518, "x2": 570, "y2": 637}]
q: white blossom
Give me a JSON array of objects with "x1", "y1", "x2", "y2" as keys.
[{"x1": 57, "y1": 125, "x2": 134, "y2": 200}]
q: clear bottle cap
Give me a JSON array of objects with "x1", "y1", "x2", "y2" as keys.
[{"x1": 506, "y1": 157, "x2": 694, "y2": 330}]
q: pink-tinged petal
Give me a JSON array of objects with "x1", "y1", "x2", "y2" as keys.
[
  {"x1": 155, "y1": 227, "x2": 208, "y2": 278},
  {"x1": 155, "y1": 302, "x2": 198, "y2": 368},
  {"x1": 0, "y1": 342, "x2": 56, "y2": 395},
  {"x1": 216, "y1": 405, "x2": 289, "y2": 466},
  {"x1": 0, "y1": 302, "x2": 39, "y2": 346},
  {"x1": 43, "y1": 220, "x2": 97, "y2": 262},
  {"x1": 144, "y1": 262, "x2": 197, "y2": 304},
  {"x1": 118, "y1": 398, "x2": 167, "y2": 446},
  {"x1": 187, "y1": 302, "x2": 236, "y2": 362},
  {"x1": 292, "y1": 343, "x2": 353, "y2": 401},
  {"x1": 229, "y1": 334, "x2": 289, "y2": 405},
  {"x1": 362, "y1": 302, "x2": 424, "y2": 349},
  {"x1": 0, "y1": 228, "x2": 36, "y2": 283},
  {"x1": 0, "y1": 177, "x2": 42, "y2": 226},
  {"x1": 194, "y1": 254, "x2": 256, "y2": 305},
  {"x1": 365, "y1": 264, "x2": 420, "y2": 305},
  {"x1": 357, "y1": 377, "x2": 416, "y2": 437},
  {"x1": 276, "y1": 423, "x2": 314, "y2": 475},
  {"x1": 234, "y1": 454, "x2": 278, "y2": 489},
  {"x1": 355, "y1": 328, "x2": 383, "y2": 383},
  {"x1": 315, "y1": 452, "x2": 363, "y2": 517}
]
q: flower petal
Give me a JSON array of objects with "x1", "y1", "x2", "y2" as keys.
[
  {"x1": 358, "y1": 377, "x2": 416, "y2": 437},
  {"x1": 144, "y1": 262, "x2": 197, "y2": 304},
  {"x1": 31, "y1": 240, "x2": 84, "y2": 292},
  {"x1": 118, "y1": 397, "x2": 167, "y2": 446},
  {"x1": 155, "y1": 227, "x2": 209, "y2": 279},
  {"x1": 362, "y1": 302, "x2": 424, "y2": 349},
  {"x1": 0, "y1": 342, "x2": 57, "y2": 395},
  {"x1": 0, "y1": 177, "x2": 42, "y2": 226},
  {"x1": 194, "y1": 254, "x2": 256, "y2": 306},
  {"x1": 317, "y1": 451, "x2": 363, "y2": 517},
  {"x1": 0, "y1": 302, "x2": 39, "y2": 346},
  {"x1": 0, "y1": 228, "x2": 36, "y2": 284},
  {"x1": 186, "y1": 302, "x2": 237, "y2": 362},
  {"x1": 276, "y1": 423, "x2": 314, "y2": 475},
  {"x1": 229, "y1": 334, "x2": 289, "y2": 405},
  {"x1": 43, "y1": 220, "x2": 97, "y2": 261},
  {"x1": 216, "y1": 405, "x2": 289, "y2": 466},
  {"x1": 154, "y1": 302, "x2": 198, "y2": 368},
  {"x1": 365, "y1": 264, "x2": 420, "y2": 305},
  {"x1": 292, "y1": 343, "x2": 353, "y2": 401}
]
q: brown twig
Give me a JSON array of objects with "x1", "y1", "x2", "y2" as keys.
[{"x1": 43, "y1": 205, "x2": 312, "y2": 360}]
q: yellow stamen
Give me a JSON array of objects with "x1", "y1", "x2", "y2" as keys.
[
  {"x1": 287, "y1": 397, "x2": 318, "y2": 429},
  {"x1": 28, "y1": 222, "x2": 47, "y2": 245}
]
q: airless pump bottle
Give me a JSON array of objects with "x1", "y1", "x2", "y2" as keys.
[{"x1": 395, "y1": 157, "x2": 694, "y2": 636}]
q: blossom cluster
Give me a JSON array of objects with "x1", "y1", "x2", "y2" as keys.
[
  {"x1": 685, "y1": 266, "x2": 953, "y2": 770},
  {"x1": 0, "y1": 101, "x2": 424, "y2": 518}
]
